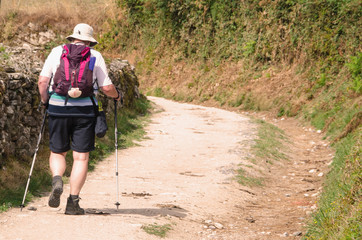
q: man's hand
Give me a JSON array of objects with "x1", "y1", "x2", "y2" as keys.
[
  {"x1": 37, "y1": 100, "x2": 49, "y2": 111},
  {"x1": 114, "y1": 88, "x2": 122, "y2": 102},
  {"x1": 41, "y1": 101, "x2": 49, "y2": 109}
]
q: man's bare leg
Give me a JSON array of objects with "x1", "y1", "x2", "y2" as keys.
[
  {"x1": 49, "y1": 152, "x2": 67, "y2": 176},
  {"x1": 69, "y1": 151, "x2": 89, "y2": 195}
]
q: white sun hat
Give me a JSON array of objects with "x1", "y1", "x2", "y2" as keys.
[{"x1": 66, "y1": 23, "x2": 98, "y2": 47}]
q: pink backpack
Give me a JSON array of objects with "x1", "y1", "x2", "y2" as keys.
[{"x1": 52, "y1": 44, "x2": 95, "y2": 102}]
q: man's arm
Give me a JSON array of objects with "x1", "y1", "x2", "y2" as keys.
[
  {"x1": 38, "y1": 76, "x2": 51, "y2": 103},
  {"x1": 100, "y1": 84, "x2": 121, "y2": 101}
]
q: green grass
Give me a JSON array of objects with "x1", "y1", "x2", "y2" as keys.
[
  {"x1": 252, "y1": 119, "x2": 288, "y2": 163},
  {"x1": 346, "y1": 53, "x2": 362, "y2": 94},
  {"x1": 303, "y1": 129, "x2": 361, "y2": 239},
  {"x1": 153, "y1": 87, "x2": 165, "y2": 97},
  {"x1": 236, "y1": 168, "x2": 263, "y2": 187},
  {"x1": 0, "y1": 202, "x2": 12, "y2": 212},
  {"x1": 0, "y1": 46, "x2": 10, "y2": 60},
  {"x1": 213, "y1": 91, "x2": 231, "y2": 106},
  {"x1": 228, "y1": 93, "x2": 246, "y2": 108},
  {"x1": 142, "y1": 223, "x2": 172, "y2": 238},
  {"x1": 0, "y1": 189, "x2": 28, "y2": 212},
  {"x1": 0, "y1": 170, "x2": 51, "y2": 212},
  {"x1": 236, "y1": 119, "x2": 288, "y2": 187}
]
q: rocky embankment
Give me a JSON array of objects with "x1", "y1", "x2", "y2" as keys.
[{"x1": 0, "y1": 27, "x2": 140, "y2": 163}]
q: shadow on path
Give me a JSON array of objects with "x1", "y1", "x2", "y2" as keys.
[{"x1": 85, "y1": 207, "x2": 188, "y2": 218}]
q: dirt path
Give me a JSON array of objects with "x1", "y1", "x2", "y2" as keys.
[{"x1": 0, "y1": 97, "x2": 332, "y2": 240}]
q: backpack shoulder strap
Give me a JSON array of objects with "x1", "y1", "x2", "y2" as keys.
[
  {"x1": 61, "y1": 44, "x2": 70, "y2": 81},
  {"x1": 77, "y1": 47, "x2": 91, "y2": 83}
]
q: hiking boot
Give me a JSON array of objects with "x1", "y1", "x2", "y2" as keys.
[
  {"x1": 65, "y1": 195, "x2": 85, "y2": 215},
  {"x1": 48, "y1": 175, "x2": 63, "y2": 208}
]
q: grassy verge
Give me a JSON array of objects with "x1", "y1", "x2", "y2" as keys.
[
  {"x1": 236, "y1": 168, "x2": 263, "y2": 187},
  {"x1": 0, "y1": 97, "x2": 151, "y2": 212},
  {"x1": 236, "y1": 119, "x2": 288, "y2": 187},
  {"x1": 0, "y1": 164, "x2": 50, "y2": 212},
  {"x1": 251, "y1": 119, "x2": 288, "y2": 163},
  {"x1": 141, "y1": 223, "x2": 173, "y2": 238},
  {"x1": 304, "y1": 129, "x2": 361, "y2": 239}
]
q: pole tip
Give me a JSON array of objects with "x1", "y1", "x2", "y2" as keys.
[{"x1": 115, "y1": 202, "x2": 120, "y2": 210}]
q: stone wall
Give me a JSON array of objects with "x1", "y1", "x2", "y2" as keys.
[{"x1": 0, "y1": 44, "x2": 140, "y2": 163}]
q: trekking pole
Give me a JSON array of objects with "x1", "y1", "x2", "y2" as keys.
[
  {"x1": 114, "y1": 99, "x2": 120, "y2": 210},
  {"x1": 20, "y1": 108, "x2": 47, "y2": 211}
]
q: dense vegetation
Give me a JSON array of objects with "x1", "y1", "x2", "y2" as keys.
[
  {"x1": 97, "y1": 1, "x2": 361, "y2": 239},
  {"x1": 0, "y1": 0, "x2": 360, "y2": 238}
]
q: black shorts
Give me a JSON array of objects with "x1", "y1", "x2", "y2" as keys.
[{"x1": 48, "y1": 116, "x2": 96, "y2": 153}]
